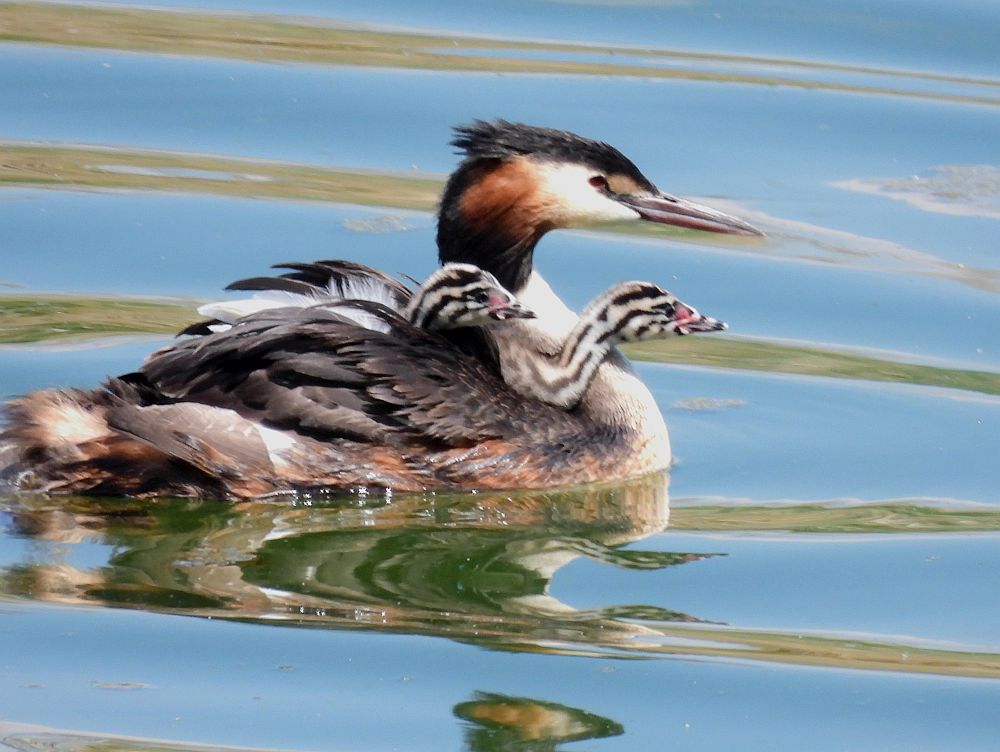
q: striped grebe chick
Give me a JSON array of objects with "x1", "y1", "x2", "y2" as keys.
[
  {"x1": 403, "y1": 263, "x2": 534, "y2": 328},
  {"x1": 514, "y1": 282, "x2": 725, "y2": 410}
]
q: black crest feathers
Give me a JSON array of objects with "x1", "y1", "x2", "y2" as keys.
[{"x1": 450, "y1": 119, "x2": 655, "y2": 191}]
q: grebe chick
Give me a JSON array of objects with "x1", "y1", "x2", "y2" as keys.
[
  {"x1": 402, "y1": 263, "x2": 534, "y2": 328},
  {"x1": 516, "y1": 282, "x2": 725, "y2": 410}
]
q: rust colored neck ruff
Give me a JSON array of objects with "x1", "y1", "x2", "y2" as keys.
[{"x1": 438, "y1": 158, "x2": 553, "y2": 294}]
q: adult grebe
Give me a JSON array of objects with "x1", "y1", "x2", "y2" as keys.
[
  {"x1": 437, "y1": 121, "x2": 758, "y2": 473},
  {"x1": 1, "y1": 121, "x2": 759, "y2": 499}
]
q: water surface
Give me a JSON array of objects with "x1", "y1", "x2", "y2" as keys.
[{"x1": 1, "y1": 1, "x2": 998, "y2": 750}]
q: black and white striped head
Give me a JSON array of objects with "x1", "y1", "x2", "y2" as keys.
[
  {"x1": 409, "y1": 263, "x2": 536, "y2": 330},
  {"x1": 591, "y1": 281, "x2": 727, "y2": 342}
]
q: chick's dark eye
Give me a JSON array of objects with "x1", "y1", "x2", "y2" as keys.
[
  {"x1": 589, "y1": 175, "x2": 609, "y2": 191},
  {"x1": 472, "y1": 290, "x2": 490, "y2": 304}
]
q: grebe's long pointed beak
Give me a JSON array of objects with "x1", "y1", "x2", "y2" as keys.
[{"x1": 618, "y1": 193, "x2": 764, "y2": 236}]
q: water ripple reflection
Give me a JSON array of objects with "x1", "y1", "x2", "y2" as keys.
[{"x1": 2, "y1": 476, "x2": 996, "y2": 677}]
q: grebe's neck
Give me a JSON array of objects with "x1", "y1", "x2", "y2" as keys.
[{"x1": 517, "y1": 271, "x2": 578, "y2": 340}]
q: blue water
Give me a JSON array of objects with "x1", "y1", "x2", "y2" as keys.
[
  {"x1": 2, "y1": 603, "x2": 993, "y2": 752},
  {"x1": 1, "y1": 1, "x2": 999, "y2": 750}
]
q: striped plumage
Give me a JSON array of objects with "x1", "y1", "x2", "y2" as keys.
[
  {"x1": 513, "y1": 282, "x2": 725, "y2": 410},
  {"x1": 403, "y1": 264, "x2": 533, "y2": 329}
]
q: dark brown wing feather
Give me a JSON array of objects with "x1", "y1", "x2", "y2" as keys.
[
  {"x1": 178, "y1": 259, "x2": 416, "y2": 339},
  {"x1": 182, "y1": 258, "x2": 505, "y2": 376},
  {"x1": 278, "y1": 259, "x2": 413, "y2": 306},
  {"x1": 143, "y1": 303, "x2": 578, "y2": 450},
  {"x1": 225, "y1": 259, "x2": 412, "y2": 308}
]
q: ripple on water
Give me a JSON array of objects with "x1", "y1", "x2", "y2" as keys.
[{"x1": 0, "y1": 0, "x2": 998, "y2": 749}]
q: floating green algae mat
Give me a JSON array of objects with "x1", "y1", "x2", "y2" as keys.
[
  {"x1": 669, "y1": 502, "x2": 1000, "y2": 533},
  {"x1": 0, "y1": 295, "x2": 196, "y2": 344},
  {"x1": 0, "y1": 143, "x2": 444, "y2": 211},
  {"x1": 0, "y1": 2, "x2": 996, "y2": 106},
  {"x1": 622, "y1": 336, "x2": 1000, "y2": 396}
]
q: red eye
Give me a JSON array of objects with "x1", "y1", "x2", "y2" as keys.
[{"x1": 589, "y1": 175, "x2": 609, "y2": 190}]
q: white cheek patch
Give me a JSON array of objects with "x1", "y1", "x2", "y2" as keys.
[{"x1": 534, "y1": 162, "x2": 640, "y2": 225}]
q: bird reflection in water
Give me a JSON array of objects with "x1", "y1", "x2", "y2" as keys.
[
  {"x1": 455, "y1": 692, "x2": 624, "y2": 751},
  {"x1": 1, "y1": 472, "x2": 721, "y2": 656}
]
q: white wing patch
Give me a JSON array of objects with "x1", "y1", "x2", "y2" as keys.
[
  {"x1": 197, "y1": 291, "x2": 317, "y2": 323},
  {"x1": 196, "y1": 274, "x2": 408, "y2": 334},
  {"x1": 328, "y1": 276, "x2": 403, "y2": 310},
  {"x1": 315, "y1": 302, "x2": 394, "y2": 334}
]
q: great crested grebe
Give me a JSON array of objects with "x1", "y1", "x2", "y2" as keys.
[
  {"x1": 0, "y1": 120, "x2": 760, "y2": 499},
  {"x1": 437, "y1": 120, "x2": 758, "y2": 468}
]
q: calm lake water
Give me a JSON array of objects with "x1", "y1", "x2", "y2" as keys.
[{"x1": 1, "y1": 1, "x2": 999, "y2": 750}]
